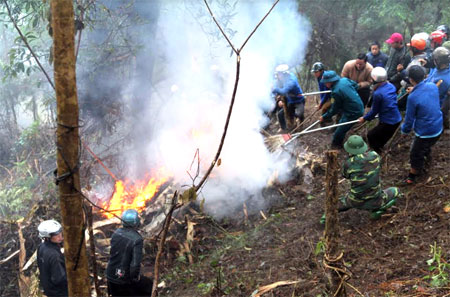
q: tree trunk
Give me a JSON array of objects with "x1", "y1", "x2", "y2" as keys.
[
  {"x1": 51, "y1": 1, "x2": 90, "y2": 296},
  {"x1": 323, "y1": 150, "x2": 346, "y2": 296}
]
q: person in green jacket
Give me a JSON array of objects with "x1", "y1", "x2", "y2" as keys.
[
  {"x1": 319, "y1": 71, "x2": 364, "y2": 148},
  {"x1": 320, "y1": 135, "x2": 400, "y2": 224}
]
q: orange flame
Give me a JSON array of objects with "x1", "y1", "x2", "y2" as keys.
[{"x1": 101, "y1": 168, "x2": 171, "y2": 218}]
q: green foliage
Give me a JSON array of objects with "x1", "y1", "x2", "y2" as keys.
[
  {"x1": 0, "y1": 0, "x2": 50, "y2": 80},
  {"x1": 314, "y1": 239, "x2": 325, "y2": 256},
  {"x1": 424, "y1": 242, "x2": 450, "y2": 287},
  {"x1": 197, "y1": 282, "x2": 214, "y2": 295}
]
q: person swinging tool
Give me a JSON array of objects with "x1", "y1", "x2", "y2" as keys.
[
  {"x1": 319, "y1": 71, "x2": 364, "y2": 149},
  {"x1": 106, "y1": 209, "x2": 153, "y2": 297},
  {"x1": 272, "y1": 64, "x2": 306, "y2": 131},
  {"x1": 320, "y1": 135, "x2": 400, "y2": 224}
]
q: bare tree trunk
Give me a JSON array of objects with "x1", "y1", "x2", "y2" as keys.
[
  {"x1": 323, "y1": 150, "x2": 346, "y2": 296},
  {"x1": 51, "y1": 1, "x2": 90, "y2": 296}
]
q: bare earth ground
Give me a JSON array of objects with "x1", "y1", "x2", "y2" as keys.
[{"x1": 158, "y1": 104, "x2": 450, "y2": 297}]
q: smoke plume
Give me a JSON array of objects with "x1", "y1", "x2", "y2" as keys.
[
  {"x1": 89, "y1": 0, "x2": 312, "y2": 218},
  {"x1": 123, "y1": 0, "x2": 311, "y2": 218}
]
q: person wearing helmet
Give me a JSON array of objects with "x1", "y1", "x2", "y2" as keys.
[
  {"x1": 311, "y1": 62, "x2": 332, "y2": 126},
  {"x1": 272, "y1": 64, "x2": 306, "y2": 131},
  {"x1": 358, "y1": 67, "x2": 402, "y2": 154},
  {"x1": 106, "y1": 209, "x2": 152, "y2": 296},
  {"x1": 430, "y1": 30, "x2": 447, "y2": 49},
  {"x1": 401, "y1": 66, "x2": 443, "y2": 184},
  {"x1": 37, "y1": 220, "x2": 68, "y2": 297},
  {"x1": 320, "y1": 135, "x2": 400, "y2": 224},
  {"x1": 319, "y1": 71, "x2": 364, "y2": 148},
  {"x1": 436, "y1": 25, "x2": 449, "y2": 39},
  {"x1": 341, "y1": 53, "x2": 374, "y2": 107},
  {"x1": 425, "y1": 47, "x2": 450, "y2": 129},
  {"x1": 395, "y1": 34, "x2": 430, "y2": 110},
  {"x1": 366, "y1": 41, "x2": 389, "y2": 68},
  {"x1": 385, "y1": 32, "x2": 411, "y2": 91}
]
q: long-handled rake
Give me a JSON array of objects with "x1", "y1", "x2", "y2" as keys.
[{"x1": 265, "y1": 119, "x2": 360, "y2": 152}]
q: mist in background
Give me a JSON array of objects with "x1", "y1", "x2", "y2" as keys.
[{"x1": 117, "y1": 0, "x2": 311, "y2": 218}]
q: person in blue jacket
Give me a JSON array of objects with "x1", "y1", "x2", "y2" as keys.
[
  {"x1": 401, "y1": 65, "x2": 443, "y2": 184},
  {"x1": 358, "y1": 67, "x2": 402, "y2": 154},
  {"x1": 424, "y1": 47, "x2": 450, "y2": 129},
  {"x1": 319, "y1": 71, "x2": 364, "y2": 148},
  {"x1": 311, "y1": 62, "x2": 332, "y2": 126},
  {"x1": 367, "y1": 41, "x2": 389, "y2": 68},
  {"x1": 272, "y1": 64, "x2": 305, "y2": 131}
]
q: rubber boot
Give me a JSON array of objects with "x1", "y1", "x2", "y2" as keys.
[{"x1": 370, "y1": 198, "x2": 397, "y2": 220}]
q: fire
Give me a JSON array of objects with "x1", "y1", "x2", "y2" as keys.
[{"x1": 101, "y1": 167, "x2": 171, "y2": 218}]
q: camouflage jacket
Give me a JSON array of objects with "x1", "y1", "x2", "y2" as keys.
[{"x1": 342, "y1": 151, "x2": 382, "y2": 204}]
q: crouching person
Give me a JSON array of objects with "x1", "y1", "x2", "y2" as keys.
[
  {"x1": 37, "y1": 220, "x2": 68, "y2": 297},
  {"x1": 320, "y1": 135, "x2": 400, "y2": 223},
  {"x1": 107, "y1": 209, "x2": 153, "y2": 297}
]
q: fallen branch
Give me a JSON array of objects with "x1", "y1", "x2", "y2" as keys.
[
  {"x1": 0, "y1": 250, "x2": 19, "y2": 265},
  {"x1": 251, "y1": 280, "x2": 300, "y2": 297}
]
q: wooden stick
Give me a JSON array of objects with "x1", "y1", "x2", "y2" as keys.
[
  {"x1": 86, "y1": 205, "x2": 101, "y2": 297},
  {"x1": 151, "y1": 193, "x2": 178, "y2": 297},
  {"x1": 323, "y1": 151, "x2": 347, "y2": 296},
  {"x1": 0, "y1": 250, "x2": 19, "y2": 265},
  {"x1": 290, "y1": 108, "x2": 321, "y2": 134}
]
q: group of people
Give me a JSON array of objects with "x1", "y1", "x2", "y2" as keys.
[
  {"x1": 273, "y1": 25, "x2": 450, "y2": 221},
  {"x1": 37, "y1": 209, "x2": 152, "y2": 297}
]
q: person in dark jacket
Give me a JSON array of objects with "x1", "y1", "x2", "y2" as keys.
[
  {"x1": 366, "y1": 41, "x2": 389, "y2": 68},
  {"x1": 319, "y1": 71, "x2": 364, "y2": 148},
  {"x1": 359, "y1": 67, "x2": 402, "y2": 154},
  {"x1": 311, "y1": 62, "x2": 332, "y2": 126},
  {"x1": 37, "y1": 220, "x2": 68, "y2": 297},
  {"x1": 401, "y1": 66, "x2": 443, "y2": 184},
  {"x1": 385, "y1": 32, "x2": 411, "y2": 91},
  {"x1": 272, "y1": 64, "x2": 305, "y2": 131},
  {"x1": 106, "y1": 209, "x2": 152, "y2": 297}
]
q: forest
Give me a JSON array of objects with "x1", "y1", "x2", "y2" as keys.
[{"x1": 0, "y1": 0, "x2": 449, "y2": 296}]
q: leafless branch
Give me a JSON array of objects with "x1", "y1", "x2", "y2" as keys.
[
  {"x1": 203, "y1": 0, "x2": 237, "y2": 54},
  {"x1": 240, "y1": 0, "x2": 280, "y2": 51},
  {"x1": 194, "y1": 0, "x2": 279, "y2": 192}
]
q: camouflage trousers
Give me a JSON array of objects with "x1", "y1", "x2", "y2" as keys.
[{"x1": 338, "y1": 187, "x2": 400, "y2": 212}]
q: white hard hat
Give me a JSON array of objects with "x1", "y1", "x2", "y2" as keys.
[
  {"x1": 371, "y1": 67, "x2": 387, "y2": 83},
  {"x1": 275, "y1": 64, "x2": 289, "y2": 73},
  {"x1": 38, "y1": 220, "x2": 62, "y2": 239}
]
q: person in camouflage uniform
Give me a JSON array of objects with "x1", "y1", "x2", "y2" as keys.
[{"x1": 321, "y1": 135, "x2": 400, "y2": 223}]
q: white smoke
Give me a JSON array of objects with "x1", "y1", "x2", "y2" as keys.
[{"x1": 132, "y1": 0, "x2": 310, "y2": 218}]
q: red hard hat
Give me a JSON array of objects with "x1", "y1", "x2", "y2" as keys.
[{"x1": 431, "y1": 30, "x2": 446, "y2": 44}]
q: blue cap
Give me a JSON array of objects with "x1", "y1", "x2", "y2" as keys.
[{"x1": 320, "y1": 70, "x2": 340, "y2": 84}]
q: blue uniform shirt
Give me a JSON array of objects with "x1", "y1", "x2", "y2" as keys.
[{"x1": 363, "y1": 82, "x2": 402, "y2": 125}]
